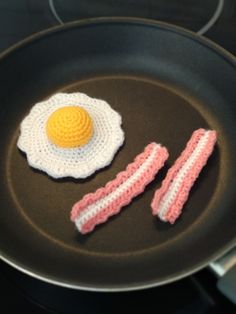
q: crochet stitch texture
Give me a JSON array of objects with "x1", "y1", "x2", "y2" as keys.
[
  {"x1": 151, "y1": 129, "x2": 217, "y2": 223},
  {"x1": 17, "y1": 93, "x2": 124, "y2": 179},
  {"x1": 46, "y1": 106, "x2": 93, "y2": 148},
  {"x1": 71, "y1": 142, "x2": 169, "y2": 234}
]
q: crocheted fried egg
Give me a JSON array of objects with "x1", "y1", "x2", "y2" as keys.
[{"x1": 17, "y1": 93, "x2": 124, "y2": 179}]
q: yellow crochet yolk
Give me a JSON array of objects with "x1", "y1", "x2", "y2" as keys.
[{"x1": 46, "y1": 106, "x2": 93, "y2": 148}]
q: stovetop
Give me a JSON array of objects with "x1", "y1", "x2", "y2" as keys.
[
  {"x1": 1, "y1": 0, "x2": 236, "y2": 55},
  {"x1": 0, "y1": 259, "x2": 235, "y2": 314},
  {"x1": 0, "y1": 1, "x2": 235, "y2": 313}
]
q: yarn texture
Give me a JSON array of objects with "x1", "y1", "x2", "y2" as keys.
[
  {"x1": 17, "y1": 93, "x2": 124, "y2": 178},
  {"x1": 71, "y1": 142, "x2": 169, "y2": 234},
  {"x1": 46, "y1": 106, "x2": 93, "y2": 148},
  {"x1": 151, "y1": 129, "x2": 217, "y2": 223}
]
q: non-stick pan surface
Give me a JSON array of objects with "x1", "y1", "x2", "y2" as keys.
[{"x1": 0, "y1": 18, "x2": 235, "y2": 291}]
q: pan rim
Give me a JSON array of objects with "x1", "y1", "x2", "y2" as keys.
[
  {"x1": 0, "y1": 17, "x2": 236, "y2": 67},
  {"x1": 1, "y1": 240, "x2": 235, "y2": 292},
  {"x1": 0, "y1": 17, "x2": 235, "y2": 291}
]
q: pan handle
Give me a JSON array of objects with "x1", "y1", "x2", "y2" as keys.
[{"x1": 209, "y1": 247, "x2": 236, "y2": 304}]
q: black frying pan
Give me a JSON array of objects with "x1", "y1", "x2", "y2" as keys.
[{"x1": 0, "y1": 18, "x2": 235, "y2": 291}]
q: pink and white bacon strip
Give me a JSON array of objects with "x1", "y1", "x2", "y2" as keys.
[
  {"x1": 71, "y1": 142, "x2": 168, "y2": 234},
  {"x1": 151, "y1": 128, "x2": 217, "y2": 224}
]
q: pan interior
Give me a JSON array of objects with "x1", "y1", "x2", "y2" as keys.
[
  {"x1": 6, "y1": 76, "x2": 220, "y2": 255},
  {"x1": 1, "y1": 20, "x2": 236, "y2": 289}
]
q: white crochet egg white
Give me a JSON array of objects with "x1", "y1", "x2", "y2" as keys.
[{"x1": 17, "y1": 93, "x2": 124, "y2": 179}]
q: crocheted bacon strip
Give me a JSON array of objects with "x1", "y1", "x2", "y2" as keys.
[
  {"x1": 151, "y1": 129, "x2": 217, "y2": 224},
  {"x1": 71, "y1": 142, "x2": 169, "y2": 234}
]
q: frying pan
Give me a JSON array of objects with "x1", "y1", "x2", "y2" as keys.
[{"x1": 0, "y1": 17, "x2": 235, "y2": 292}]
